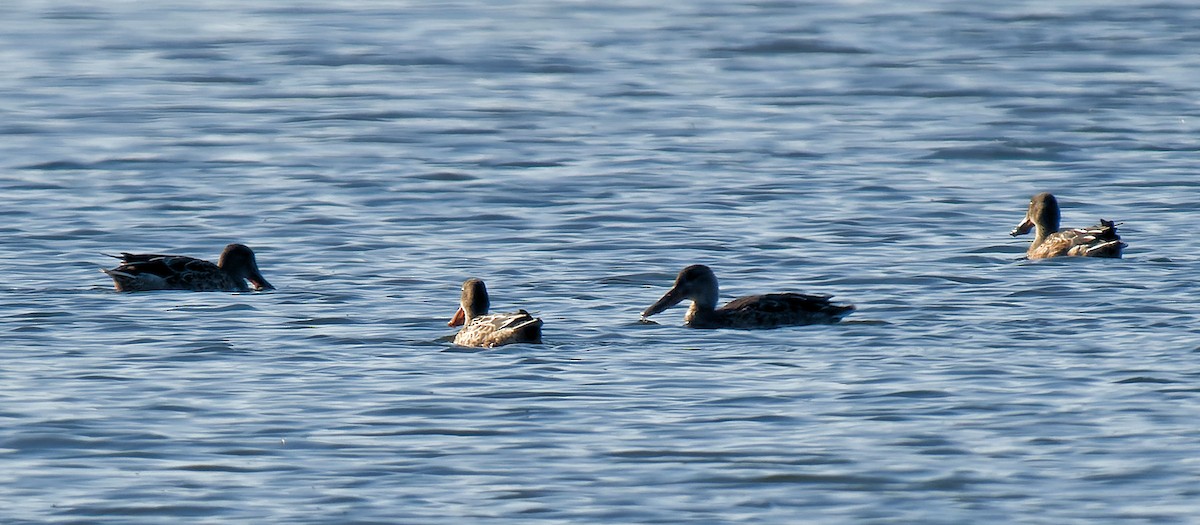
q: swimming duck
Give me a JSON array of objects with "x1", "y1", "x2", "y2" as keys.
[
  {"x1": 102, "y1": 243, "x2": 274, "y2": 292},
  {"x1": 641, "y1": 264, "x2": 854, "y2": 329},
  {"x1": 1010, "y1": 192, "x2": 1125, "y2": 259},
  {"x1": 448, "y1": 278, "x2": 543, "y2": 347}
]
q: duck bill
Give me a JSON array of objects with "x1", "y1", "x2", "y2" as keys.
[
  {"x1": 249, "y1": 271, "x2": 275, "y2": 291},
  {"x1": 641, "y1": 287, "x2": 686, "y2": 319},
  {"x1": 448, "y1": 306, "x2": 466, "y2": 327},
  {"x1": 1010, "y1": 216, "x2": 1034, "y2": 237}
]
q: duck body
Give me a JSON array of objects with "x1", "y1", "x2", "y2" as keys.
[
  {"x1": 684, "y1": 292, "x2": 854, "y2": 329},
  {"x1": 642, "y1": 264, "x2": 854, "y2": 330},
  {"x1": 452, "y1": 311, "x2": 543, "y2": 348},
  {"x1": 102, "y1": 243, "x2": 274, "y2": 292},
  {"x1": 449, "y1": 278, "x2": 542, "y2": 347},
  {"x1": 1010, "y1": 193, "x2": 1125, "y2": 259}
]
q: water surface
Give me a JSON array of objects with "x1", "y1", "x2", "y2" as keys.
[{"x1": 2, "y1": 1, "x2": 1200, "y2": 523}]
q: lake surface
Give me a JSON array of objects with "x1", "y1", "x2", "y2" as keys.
[{"x1": 2, "y1": 1, "x2": 1200, "y2": 523}]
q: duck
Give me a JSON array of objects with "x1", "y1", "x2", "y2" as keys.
[
  {"x1": 641, "y1": 264, "x2": 854, "y2": 329},
  {"x1": 1010, "y1": 192, "x2": 1125, "y2": 259},
  {"x1": 102, "y1": 243, "x2": 274, "y2": 292},
  {"x1": 448, "y1": 278, "x2": 542, "y2": 347}
]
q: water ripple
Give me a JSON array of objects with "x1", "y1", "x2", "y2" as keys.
[{"x1": 2, "y1": 1, "x2": 1200, "y2": 523}]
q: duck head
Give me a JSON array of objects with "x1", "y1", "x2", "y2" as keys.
[
  {"x1": 641, "y1": 264, "x2": 720, "y2": 319},
  {"x1": 449, "y1": 278, "x2": 490, "y2": 326},
  {"x1": 219, "y1": 243, "x2": 274, "y2": 291},
  {"x1": 1010, "y1": 192, "x2": 1060, "y2": 238}
]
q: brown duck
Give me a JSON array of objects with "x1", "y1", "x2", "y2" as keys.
[
  {"x1": 102, "y1": 243, "x2": 274, "y2": 292},
  {"x1": 1010, "y1": 193, "x2": 1125, "y2": 259},
  {"x1": 448, "y1": 278, "x2": 542, "y2": 347},
  {"x1": 641, "y1": 264, "x2": 854, "y2": 329}
]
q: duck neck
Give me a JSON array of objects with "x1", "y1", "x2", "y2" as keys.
[
  {"x1": 684, "y1": 300, "x2": 718, "y2": 327},
  {"x1": 461, "y1": 280, "x2": 490, "y2": 322},
  {"x1": 1031, "y1": 226, "x2": 1050, "y2": 248},
  {"x1": 464, "y1": 303, "x2": 487, "y2": 322},
  {"x1": 1032, "y1": 221, "x2": 1061, "y2": 248},
  {"x1": 1032, "y1": 205, "x2": 1060, "y2": 248}
]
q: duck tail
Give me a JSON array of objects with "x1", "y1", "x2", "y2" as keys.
[
  {"x1": 1093, "y1": 219, "x2": 1122, "y2": 242},
  {"x1": 508, "y1": 312, "x2": 544, "y2": 343},
  {"x1": 518, "y1": 320, "x2": 544, "y2": 344},
  {"x1": 1082, "y1": 219, "x2": 1125, "y2": 257},
  {"x1": 1083, "y1": 240, "x2": 1125, "y2": 257},
  {"x1": 100, "y1": 268, "x2": 136, "y2": 291},
  {"x1": 829, "y1": 303, "x2": 856, "y2": 322}
]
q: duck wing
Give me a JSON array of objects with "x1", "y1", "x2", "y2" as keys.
[
  {"x1": 111, "y1": 254, "x2": 218, "y2": 278},
  {"x1": 1037, "y1": 219, "x2": 1125, "y2": 258},
  {"x1": 455, "y1": 310, "x2": 543, "y2": 347},
  {"x1": 108, "y1": 252, "x2": 180, "y2": 264},
  {"x1": 717, "y1": 293, "x2": 854, "y2": 327},
  {"x1": 722, "y1": 293, "x2": 835, "y2": 313}
]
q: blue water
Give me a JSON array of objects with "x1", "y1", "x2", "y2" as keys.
[{"x1": 3, "y1": 1, "x2": 1200, "y2": 523}]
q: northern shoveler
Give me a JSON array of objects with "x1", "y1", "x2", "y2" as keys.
[
  {"x1": 448, "y1": 278, "x2": 542, "y2": 347},
  {"x1": 1010, "y1": 192, "x2": 1125, "y2": 259},
  {"x1": 102, "y1": 243, "x2": 274, "y2": 292},
  {"x1": 641, "y1": 264, "x2": 854, "y2": 329}
]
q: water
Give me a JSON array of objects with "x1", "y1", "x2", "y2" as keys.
[{"x1": 2, "y1": 1, "x2": 1200, "y2": 523}]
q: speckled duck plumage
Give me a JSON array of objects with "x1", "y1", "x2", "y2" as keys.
[
  {"x1": 102, "y1": 243, "x2": 274, "y2": 292},
  {"x1": 641, "y1": 264, "x2": 854, "y2": 329},
  {"x1": 1010, "y1": 193, "x2": 1125, "y2": 259},
  {"x1": 448, "y1": 278, "x2": 542, "y2": 347}
]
